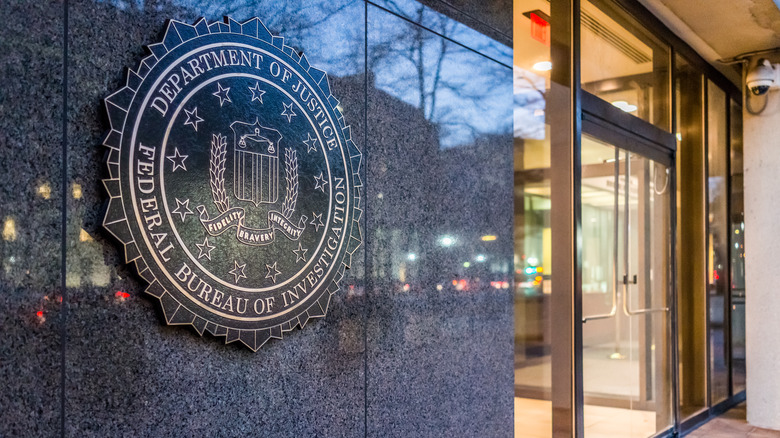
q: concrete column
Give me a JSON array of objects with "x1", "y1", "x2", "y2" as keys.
[{"x1": 744, "y1": 62, "x2": 780, "y2": 430}]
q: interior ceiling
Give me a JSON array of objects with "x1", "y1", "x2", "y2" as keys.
[{"x1": 640, "y1": 0, "x2": 780, "y2": 81}]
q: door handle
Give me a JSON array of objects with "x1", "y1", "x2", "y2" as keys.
[
  {"x1": 583, "y1": 150, "x2": 670, "y2": 321},
  {"x1": 622, "y1": 272, "x2": 668, "y2": 316},
  {"x1": 622, "y1": 278, "x2": 669, "y2": 316},
  {"x1": 621, "y1": 153, "x2": 668, "y2": 317}
]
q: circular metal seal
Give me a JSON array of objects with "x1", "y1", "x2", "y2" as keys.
[{"x1": 102, "y1": 17, "x2": 362, "y2": 351}]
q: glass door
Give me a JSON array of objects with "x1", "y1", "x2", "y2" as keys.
[{"x1": 580, "y1": 132, "x2": 674, "y2": 437}]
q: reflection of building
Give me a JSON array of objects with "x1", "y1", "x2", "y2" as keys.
[{"x1": 336, "y1": 72, "x2": 512, "y2": 293}]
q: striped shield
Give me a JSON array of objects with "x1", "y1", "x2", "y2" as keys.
[{"x1": 230, "y1": 119, "x2": 282, "y2": 206}]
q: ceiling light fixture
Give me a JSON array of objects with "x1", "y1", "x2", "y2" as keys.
[
  {"x1": 532, "y1": 61, "x2": 552, "y2": 71},
  {"x1": 611, "y1": 100, "x2": 637, "y2": 113}
]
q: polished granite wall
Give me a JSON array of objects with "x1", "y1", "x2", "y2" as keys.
[
  {"x1": 0, "y1": 0, "x2": 512, "y2": 436},
  {"x1": 0, "y1": 1, "x2": 64, "y2": 435}
]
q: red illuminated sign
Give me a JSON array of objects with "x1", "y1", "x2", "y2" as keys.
[{"x1": 530, "y1": 12, "x2": 550, "y2": 46}]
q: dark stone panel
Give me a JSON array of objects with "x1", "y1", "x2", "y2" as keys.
[
  {"x1": 366, "y1": 5, "x2": 514, "y2": 437},
  {"x1": 421, "y1": 0, "x2": 512, "y2": 44},
  {"x1": 65, "y1": 1, "x2": 365, "y2": 436},
  {"x1": 372, "y1": 0, "x2": 512, "y2": 61},
  {"x1": 0, "y1": 1, "x2": 63, "y2": 436}
]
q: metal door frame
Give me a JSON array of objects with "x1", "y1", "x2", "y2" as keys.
[{"x1": 581, "y1": 104, "x2": 678, "y2": 431}]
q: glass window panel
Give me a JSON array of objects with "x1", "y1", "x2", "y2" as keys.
[
  {"x1": 707, "y1": 80, "x2": 730, "y2": 405},
  {"x1": 581, "y1": 133, "x2": 674, "y2": 438},
  {"x1": 581, "y1": 0, "x2": 670, "y2": 131},
  {"x1": 514, "y1": 1, "x2": 552, "y2": 436},
  {"x1": 729, "y1": 98, "x2": 746, "y2": 394}
]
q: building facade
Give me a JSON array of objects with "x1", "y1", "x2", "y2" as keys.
[{"x1": 0, "y1": 0, "x2": 776, "y2": 437}]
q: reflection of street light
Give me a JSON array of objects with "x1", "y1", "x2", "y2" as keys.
[
  {"x1": 3, "y1": 217, "x2": 16, "y2": 241},
  {"x1": 115, "y1": 291, "x2": 131, "y2": 302},
  {"x1": 72, "y1": 183, "x2": 82, "y2": 199},
  {"x1": 407, "y1": 253, "x2": 416, "y2": 261},
  {"x1": 476, "y1": 254, "x2": 486, "y2": 262},
  {"x1": 440, "y1": 236, "x2": 455, "y2": 247},
  {"x1": 37, "y1": 182, "x2": 51, "y2": 200},
  {"x1": 79, "y1": 229, "x2": 93, "y2": 242}
]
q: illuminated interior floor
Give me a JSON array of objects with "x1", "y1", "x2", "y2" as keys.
[
  {"x1": 515, "y1": 344, "x2": 641, "y2": 398},
  {"x1": 514, "y1": 398, "x2": 656, "y2": 438}
]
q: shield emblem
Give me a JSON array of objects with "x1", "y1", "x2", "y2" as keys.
[{"x1": 230, "y1": 119, "x2": 282, "y2": 206}]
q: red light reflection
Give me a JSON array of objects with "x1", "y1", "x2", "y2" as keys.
[{"x1": 114, "y1": 291, "x2": 131, "y2": 301}]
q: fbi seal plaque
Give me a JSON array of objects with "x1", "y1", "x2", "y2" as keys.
[{"x1": 102, "y1": 17, "x2": 362, "y2": 351}]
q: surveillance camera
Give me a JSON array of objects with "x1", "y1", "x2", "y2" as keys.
[{"x1": 746, "y1": 59, "x2": 780, "y2": 96}]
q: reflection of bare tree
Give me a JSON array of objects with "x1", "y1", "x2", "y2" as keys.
[
  {"x1": 371, "y1": 2, "x2": 456, "y2": 121},
  {"x1": 515, "y1": 68, "x2": 546, "y2": 100},
  {"x1": 108, "y1": 0, "x2": 353, "y2": 33},
  {"x1": 514, "y1": 67, "x2": 547, "y2": 140},
  {"x1": 206, "y1": 0, "x2": 354, "y2": 37},
  {"x1": 99, "y1": 0, "x2": 359, "y2": 71},
  {"x1": 369, "y1": 1, "x2": 511, "y2": 147}
]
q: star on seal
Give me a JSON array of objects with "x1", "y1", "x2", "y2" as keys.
[
  {"x1": 303, "y1": 132, "x2": 319, "y2": 154},
  {"x1": 248, "y1": 81, "x2": 265, "y2": 103},
  {"x1": 183, "y1": 107, "x2": 204, "y2": 131},
  {"x1": 314, "y1": 172, "x2": 328, "y2": 192},
  {"x1": 281, "y1": 102, "x2": 296, "y2": 123},
  {"x1": 196, "y1": 236, "x2": 215, "y2": 260},
  {"x1": 293, "y1": 242, "x2": 308, "y2": 263},
  {"x1": 166, "y1": 147, "x2": 188, "y2": 172},
  {"x1": 310, "y1": 212, "x2": 324, "y2": 232},
  {"x1": 171, "y1": 198, "x2": 193, "y2": 222},
  {"x1": 229, "y1": 261, "x2": 247, "y2": 283},
  {"x1": 212, "y1": 83, "x2": 231, "y2": 107},
  {"x1": 265, "y1": 262, "x2": 282, "y2": 283}
]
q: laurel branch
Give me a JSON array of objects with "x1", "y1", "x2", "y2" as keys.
[
  {"x1": 282, "y1": 148, "x2": 298, "y2": 219},
  {"x1": 210, "y1": 134, "x2": 230, "y2": 213}
]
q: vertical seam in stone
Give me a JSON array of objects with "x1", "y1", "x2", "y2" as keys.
[
  {"x1": 60, "y1": 0, "x2": 69, "y2": 436},
  {"x1": 363, "y1": 2, "x2": 369, "y2": 437}
]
